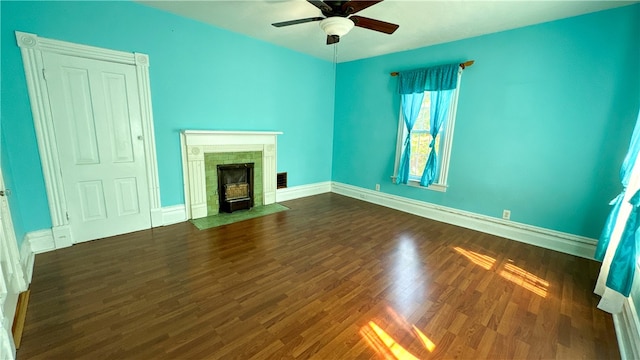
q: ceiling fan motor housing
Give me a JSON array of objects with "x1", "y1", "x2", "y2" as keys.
[
  {"x1": 319, "y1": 17, "x2": 355, "y2": 36},
  {"x1": 271, "y1": 1, "x2": 398, "y2": 45}
]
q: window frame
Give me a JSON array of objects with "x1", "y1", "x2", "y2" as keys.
[{"x1": 392, "y1": 69, "x2": 462, "y2": 192}]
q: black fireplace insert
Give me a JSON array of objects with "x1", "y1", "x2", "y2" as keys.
[{"x1": 216, "y1": 163, "x2": 254, "y2": 213}]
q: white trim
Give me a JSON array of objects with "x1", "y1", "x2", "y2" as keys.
[
  {"x1": 24, "y1": 230, "x2": 55, "y2": 254},
  {"x1": 331, "y1": 182, "x2": 597, "y2": 259},
  {"x1": 180, "y1": 134, "x2": 191, "y2": 220},
  {"x1": 613, "y1": 291, "x2": 640, "y2": 360},
  {"x1": 16, "y1": 32, "x2": 137, "y2": 65},
  {"x1": 0, "y1": 311, "x2": 14, "y2": 360},
  {"x1": 390, "y1": 177, "x2": 448, "y2": 192},
  {"x1": 15, "y1": 31, "x2": 161, "y2": 246},
  {"x1": 19, "y1": 239, "x2": 34, "y2": 285},
  {"x1": 134, "y1": 53, "x2": 162, "y2": 216},
  {"x1": 151, "y1": 209, "x2": 163, "y2": 228},
  {"x1": 0, "y1": 292, "x2": 17, "y2": 360},
  {"x1": 0, "y1": 175, "x2": 28, "y2": 294},
  {"x1": 22, "y1": 206, "x2": 184, "y2": 257},
  {"x1": 51, "y1": 225, "x2": 72, "y2": 249},
  {"x1": 182, "y1": 130, "x2": 282, "y2": 137},
  {"x1": 162, "y1": 205, "x2": 187, "y2": 226},
  {"x1": 438, "y1": 69, "x2": 463, "y2": 187},
  {"x1": 276, "y1": 182, "x2": 332, "y2": 202}
]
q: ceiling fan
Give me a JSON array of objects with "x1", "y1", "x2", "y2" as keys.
[{"x1": 272, "y1": 1, "x2": 399, "y2": 45}]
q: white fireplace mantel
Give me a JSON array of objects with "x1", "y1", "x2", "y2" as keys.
[{"x1": 180, "y1": 131, "x2": 282, "y2": 219}]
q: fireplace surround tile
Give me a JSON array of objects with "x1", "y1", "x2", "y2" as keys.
[{"x1": 205, "y1": 151, "x2": 263, "y2": 216}]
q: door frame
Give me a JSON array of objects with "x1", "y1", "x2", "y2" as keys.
[
  {"x1": 0, "y1": 168, "x2": 28, "y2": 359},
  {"x1": 15, "y1": 31, "x2": 162, "y2": 248},
  {"x1": 0, "y1": 170, "x2": 27, "y2": 293}
]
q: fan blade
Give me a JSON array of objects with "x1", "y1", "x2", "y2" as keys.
[
  {"x1": 326, "y1": 35, "x2": 340, "y2": 45},
  {"x1": 307, "y1": 1, "x2": 332, "y2": 12},
  {"x1": 272, "y1": 17, "x2": 324, "y2": 27},
  {"x1": 341, "y1": 1, "x2": 382, "y2": 15},
  {"x1": 349, "y1": 15, "x2": 398, "y2": 34}
]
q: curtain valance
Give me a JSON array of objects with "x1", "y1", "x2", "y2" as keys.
[{"x1": 398, "y1": 63, "x2": 459, "y2": 94}]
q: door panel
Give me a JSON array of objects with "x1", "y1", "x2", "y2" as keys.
[
  {"x1": 61, "y1": 67, "x2": 101, "y2": 165},
  {"x1": 44, "y1": 52, "x2": 151, "y2": 243},
  {"x1": 114, "y1": 178, "x2": 140, "y2": 216},
  {"x1": 103, "y1": 72, "x2": 135, "y2": 163},
  {"x1": 77, "y1": 180, "x2": 107, "y2": 221}
]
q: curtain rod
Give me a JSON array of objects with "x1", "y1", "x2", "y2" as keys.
[{"x1": 389, "y1": 60, "x2": 475, "y2": 77}]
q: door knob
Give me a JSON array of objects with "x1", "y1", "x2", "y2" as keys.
[{"x1": 0, "y1": 189, "x2": 9, "y2": 196}]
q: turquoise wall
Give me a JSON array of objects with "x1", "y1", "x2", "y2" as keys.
[
  {"x1": 332, "y1": 5, "x2": 640, "y2": 238},
  {"x1": 0, "y1": 1, "x2": 335, "y2": 242},
  {"x1": 2, "y1": 1, "x2": 639, "y2": 243}
]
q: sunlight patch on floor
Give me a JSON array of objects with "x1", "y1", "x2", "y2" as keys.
[
  {"x1": 453, "y1": 246, "x2": 495, "y2": 270},
  {"x1": 360, "y1": 307, "x2": 435, "y2": 359},
  {"x1": 361, "y1": 321, "x2": 420, "y2": 360},
  {"x1": 500, "y1": 263, "x2": 549, "y2": 297},
  {"x1": 412, "y1": 325, "x2": 436, "y2": 352},
  {"x1": 453, "y1": 247, "x2": 549, "y2": 297}
]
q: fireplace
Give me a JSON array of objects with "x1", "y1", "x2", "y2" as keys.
[
  {"x1": 181, "y1": 131, "x2": 281, "y2": 220},
  {"x1": 217, "y1": 163, "x2": 254, "y2": 213}
]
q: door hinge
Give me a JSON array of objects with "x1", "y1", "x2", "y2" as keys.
[
  {"x1": 66, "y1": 212, "x2": 69, "y2": 221},
  {"x1": 42, "y1": 68, "x2": 47, "y2": 80}
]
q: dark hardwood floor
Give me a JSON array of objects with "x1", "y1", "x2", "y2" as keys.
[{"x1": 18, "y1": 193, "x2": 619, "y2": 359}]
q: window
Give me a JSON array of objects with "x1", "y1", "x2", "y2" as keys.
[{"x1": 393, "y1": 70, "x2": 462, "y2": 191}]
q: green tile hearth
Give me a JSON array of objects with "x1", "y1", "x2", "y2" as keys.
[{"x1": 190, "y1": 203, "x2": 289, "y2": 230}]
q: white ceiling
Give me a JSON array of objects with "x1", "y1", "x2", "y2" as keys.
[{"x1": 140, "y1": 0, "x2": 637, "y2": 63}]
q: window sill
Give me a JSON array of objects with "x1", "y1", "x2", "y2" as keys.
[{"x1": 390, "y1": 176, "x2": 448, "y2": 192}]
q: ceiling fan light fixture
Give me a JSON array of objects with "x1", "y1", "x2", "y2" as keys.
[{"x1": 319, "y1": 16, "x2": 354, "y2": 37}]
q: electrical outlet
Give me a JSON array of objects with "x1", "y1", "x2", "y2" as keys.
[
  {"x1": 375, "y1": 184, "x2": 380, "y2": 191},
  {"x1": 502, "y1": 209, "x2": 511, "y2": 220}
]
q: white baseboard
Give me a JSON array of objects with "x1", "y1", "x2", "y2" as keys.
[
  {"x1": 23, "y1": 206, "x2": 186, "y2": 258},
  {"x1": 614, "y1": 269, "x2": 640, "y2": 360},
  {"x1": 19, "y1": 237, "x2": 34, "y2": 285},
  {"x1": 162, "y1": 204, "x2": 187, "y2": 225},
  {"x1": 52, "y1": 225, "x2": 72, "y2": 249},
  {"x1": 25, "y1": 229, "x2": 55, "y2": 254},
  {"x1": 331, "y1": 182, "x2": 597, "y2": 259},
  {"x1": 151, "y1": 208, "x2": 163, "y2": 227},
  {"x1": 614, "y1": 301, "x2": 640, "y2": 360},
  {"x1": 276, "y1": 181, "x2": 332, "y2": 202}
]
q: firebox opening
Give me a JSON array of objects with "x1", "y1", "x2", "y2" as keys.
[{"x1": 217, "y1": 163, "x2": 254, "y2": 213}]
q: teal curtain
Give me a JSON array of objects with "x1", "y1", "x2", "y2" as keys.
[
  {"x1": 397, "y1": 92, "x2": 425, "y2": 184},
  {"x1": 398, "y1": 64, "x2": 459, "y2": 94},
  {"x1": 420, "y1": 89, "x2": 454, "y2": 186},
  {"x1": 595, "y1": 110, "x2": 640, "y2": 261},
  {"x1": 397, "y1": 63, "x2": 459, "y2": 185},
  {"x1": 606, "y1": 190, "x2": 640, "y2": 296},
  {"x1": 595, "y1": 109, "x2": 640, "y2": 299}
]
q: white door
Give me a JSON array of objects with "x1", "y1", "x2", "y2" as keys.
[{"x1": 43, "y1": 52, "x2": 151, "y2": 243}]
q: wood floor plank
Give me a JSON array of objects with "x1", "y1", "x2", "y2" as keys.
[{"x1": 17, "y1": 193, "x2": 620, "y2": 359}]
